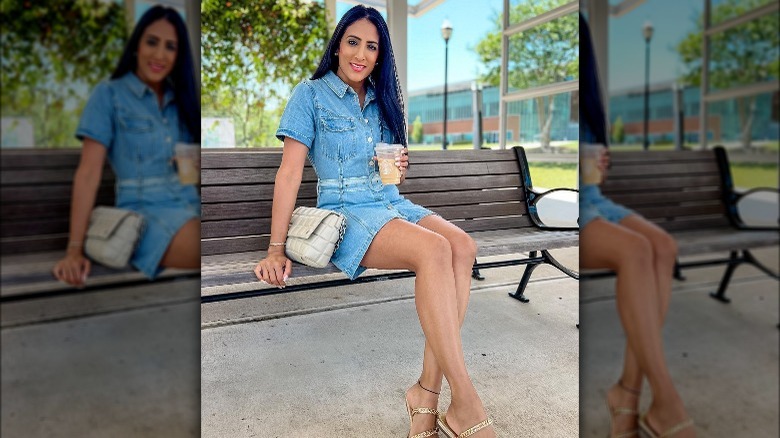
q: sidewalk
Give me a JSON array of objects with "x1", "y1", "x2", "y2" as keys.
[
  {"x1": 579, "y1": 247, "x2": 779, "y2": 438},
  {"x1": 201, "y1": 249, "x2": 581, "y2": 437}
]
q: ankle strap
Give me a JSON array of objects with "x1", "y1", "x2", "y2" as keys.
[{"x1": 619, "y1": 379, "x2": 641, "y2": 396}]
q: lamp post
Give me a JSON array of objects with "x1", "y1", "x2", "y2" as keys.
[
  {"x1": 441, "y1": 19, "x2": 452, "y2": 150},
  {"x1": 642, "y1": 20, "x2": 653, "y2": 150}
]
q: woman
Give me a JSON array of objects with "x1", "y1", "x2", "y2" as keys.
[
  {"x1": 53, "y1": 5, "x2": 200, "y2": 287},
  {"x1": 579, "y1": 14, "x2": 695, "y2": 438},
  {"x1": 254, "y1": 5, "x2": 495, "y2": 438}
]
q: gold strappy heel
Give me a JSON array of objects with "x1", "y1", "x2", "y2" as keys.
[
  {"x1": 607, "y1": 380, "x2": 641, "y2": 438},
  {"x1": 406, "y1": 380, "x2": 440, "y2": 438},
  {"x1": 436, "y1": 413, "x2": 493, "y2": 438},
  {"x1": 638, "y1": 414, "x2": 694, "y2": 438}
]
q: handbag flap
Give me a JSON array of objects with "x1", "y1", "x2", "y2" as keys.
[
  {"x1": 86, "y1": 206, "x2": 137, "y2": 239},
  {"x1": 287, "y1": 206, "x2": 340, "y2": 239}
]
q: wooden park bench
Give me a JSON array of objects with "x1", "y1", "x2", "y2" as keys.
[
  {"x1": 581, "y1": 146, "x2": 779, "y2": 303},
  {"x1": 200, "y1": 146, "x2": 579, "y2": 304},
  {"x1": 0, "y1": 149, "x2": 199, "y2": 323}
]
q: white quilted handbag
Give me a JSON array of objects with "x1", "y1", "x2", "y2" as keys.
[
  {"x1": 285, "y1": 206, "x2": 347, "y2": 268},
  {"x1": 84, "y1": 206, "x2": 145, "y2": 269}
]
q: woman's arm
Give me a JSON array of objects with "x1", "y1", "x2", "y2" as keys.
[
  {"x1": 253, "y1": 138, "x2": 309, "y2": 287},
  {"x1": 52, "y1": 138, "x2": 107, "y2": 287}
]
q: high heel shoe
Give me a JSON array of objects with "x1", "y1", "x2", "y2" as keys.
[
  {"x1": 638, "y1": 414, "x2": 694, "y2": 438},
  {"x1": 405, "y1": 380, "x2": 440, "y2": 438},
  {"x1": 436, "y1": 413, "x2": 493, "y2": 438},
  {"x1": 606, "y1": 380, "x2": 641, "y2": 438}
]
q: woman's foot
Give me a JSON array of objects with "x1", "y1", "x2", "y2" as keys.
[
  {"x1": 641, "y1": 400, "x2": 695, "y2": 438},
  {"x1": 406, "y1": 381, "x2": 440, "y2": 437},
  {"x1": 441, "y1": 396, "x2": 496, "y2": 437},
  {"x1": 606, "y1": 380, "x2": 640, "y2": 437}
]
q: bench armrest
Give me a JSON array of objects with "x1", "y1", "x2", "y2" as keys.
[
  {"x1": 729, "y1": 186, "x2": 780, "y2": 231},
  {"x1": 527, "y1": 187, "x2": 580, "y2": 231}
]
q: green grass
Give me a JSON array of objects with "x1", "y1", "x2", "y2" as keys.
[
  {"x1": 731, "y1": 163, "x2": 779, "y2": 189},
  {"x1": 527, "y1": 162, "x2": 578, "y2": 189}
]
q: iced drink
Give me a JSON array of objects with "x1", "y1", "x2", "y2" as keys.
[
  {"x1": 175, "y1": 143, "x2": 200, "y2": 185},
  {"x1": 375, "y1": 143, "x2": 403, "y2": 185},
  {"x1": 580, "y1": 144, "x2": 605, "y2": 185}
]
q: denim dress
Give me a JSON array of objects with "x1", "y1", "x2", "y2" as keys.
[
  {"x1": 76, "y1": 72, "x2": 200, "y2": 278},
  {"x1": 276, "y1": 71, "x2": 435, "y2": 279}
]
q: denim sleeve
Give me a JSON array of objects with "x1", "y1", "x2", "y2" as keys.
[
  {"x1": 276, "y1": 81, "x2": 315, "y2": 148},
  {"x1": 75, "y1": 81, "x2": 115, "y2": 150}
]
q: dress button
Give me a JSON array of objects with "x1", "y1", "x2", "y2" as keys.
[
  {"x1": 364, "y1": 118, "x2": 369, "y2": 124},
  {"x1": 368, "y1": 137, "x2": 373, "y2": 142},
  {"x1": 162, "y1": 118, "x2": 168, "y2": 124},
  {"x1": 166, "y1": 136, "x2": 172, "y2": 142},
  {"x1": 387, "y1": 205, "x2": 393, "y2": 210}
]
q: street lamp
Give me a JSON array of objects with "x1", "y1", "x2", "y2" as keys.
[
  {"x1": 441, "y1": 19, "x2": 452, "y2": 150},
  {"x1": 642, "y1": 20, "x2": 654, "y2": 150}
]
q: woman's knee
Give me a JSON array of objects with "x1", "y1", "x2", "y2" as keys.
[
  {"x1": 612, "y1": 232, "x2": 653, "y2": 271},
  {"x1": 410, "y1": 232, "x2": 452, "y2": 271},
  {"x1": 448, "y1": 229, "x2": 478, "y2": 264},
  {"x1": 652, "y1": 231, "x2": 678, "y2": 265}
]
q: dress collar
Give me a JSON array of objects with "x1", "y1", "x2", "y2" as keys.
[
  {"x1": 121, "y1": 72, "x2": 175, "y2": 107},
  {"x1": 323, "y1": 70, "x2": 376, "y2": 105}
]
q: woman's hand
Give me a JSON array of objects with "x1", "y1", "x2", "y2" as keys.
[
  {"x1": 52, "y1": 249, "x2": 91, "y2": 288},
  {"x1": 254, "y1": 248, "x2": 293, "y2": 288},
  {"x1": 397, "y1": 147, "x2": 409, "y2": 182},
  {"x1": 597, "y1": 147, "x2": 610, "y2": 182}
]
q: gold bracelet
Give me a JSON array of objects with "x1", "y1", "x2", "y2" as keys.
[{"x1": 268, "y1": 242, "x2": 286, "y2": 247}]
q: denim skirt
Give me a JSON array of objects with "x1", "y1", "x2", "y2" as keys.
[
  {"x1": 317, "y1": 174, "x2": 436, "y2": 280},
  {"x1": 578, "y1": 184, "x2": 635, "y2": 229}
]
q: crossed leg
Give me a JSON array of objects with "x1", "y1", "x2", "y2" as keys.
[
  {"x1": 360, "y1": 217, "x2": 494, "y2": 437},
  {"x1": 581, "y1": 217, "x2": 693, "y2": 437}
]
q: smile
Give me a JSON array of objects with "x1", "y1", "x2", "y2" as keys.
[
  {"x1": 349, "y1": 62, "x2": 366, "y2": 72},
  {"x1": 149, "y1": 62, "x2": 167, "y2": 73}
]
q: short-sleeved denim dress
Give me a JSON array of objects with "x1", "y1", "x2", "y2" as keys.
[
  {"x1": 276, "y1": 71, "x2": 435, "y2": 279},
  {"x1": 76, "y1": 72, "x2": 200, "y2": 278}
]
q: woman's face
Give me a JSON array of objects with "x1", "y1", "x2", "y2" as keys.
[
  {"x1": 135, "y1": 18, "x2": 178, "y2": 90},
  {"x1": 335, "y1": 18, "x2": 380, "y2": 91}
]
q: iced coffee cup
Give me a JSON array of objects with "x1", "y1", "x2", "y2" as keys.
[
  {"x1": 175, "y1": 143, "x2": 200, "y2": 185},
  {"x1": 580, "y1": 144, "x2": 606, "y2": 185},
  {"x1": 375, "y1": 143, "x2": 403, "y2": 185}
]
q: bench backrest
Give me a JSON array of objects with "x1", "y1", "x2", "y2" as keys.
[
  {"x1": 600, "y1": 148, "x2": 732, "y2": 232},
  {"x1": 1, "y1": 150, "x2": 115, "y2": 255},
  {"x1": 201, "y1": 148, "x2": 535, "y2": 256}
]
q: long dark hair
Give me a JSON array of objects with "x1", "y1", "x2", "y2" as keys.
[
  {"x1": 112, "y1": 5, "x2": 199, "y2": 142},
  {"x1": 312, "y1": 5, "x2": 406, "y2": 145},
  {"x1": 580, "y1": 13, "x2": 608, "y2": 146}
]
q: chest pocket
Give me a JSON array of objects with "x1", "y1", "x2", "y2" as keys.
[{"x1": 319, "y1": 112, "x2": 358, "y2": 161}]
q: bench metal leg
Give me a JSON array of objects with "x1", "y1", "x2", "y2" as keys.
[
  {"x1": 509, "y1": 257, "x2": 539, "y2": 303},
  {"x1": 542, "y1": 249, "x2": 579, "y2": 280},
  {"x1": 743, "y1": 249, "x2": 780, "y2": 280},
  {"x1": 471, "y1": 258, "x2": 485, "y2": 281},
  {"x1": 673, "y1": 260, "x2": 686, "y2": 281},
  {"x1": 710, "y1": 251, "x2": 740, "y2": 303}
]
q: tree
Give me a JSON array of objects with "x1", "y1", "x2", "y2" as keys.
[
  {"x1": 411, "y1": 115, "x2": 424, "y2": 144},
  {"x1": 201, "y1": 0, "x2": 329, "y2": 147},
  {"x1": 677, "y1": 0, "x2": 779, "y2": 150},
  {"x1": 0, "y1": 0, "x2": 126, "y2": 147},
  {"x1": 611, "y1": 116, "x2": 625, "y2": 144},
  {"x1": 474, "y1": 0, "x2": 578, "y2": 151}
]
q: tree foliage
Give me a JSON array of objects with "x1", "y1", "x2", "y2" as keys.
[
  {"x1": 411, "y1": 115, "x2": 424, "y2": 144},
  {"x1": 676, "y1": 0, "x2": 779, "y2": 149},
  {"x1": 474, "y1": 0, "x2": 578, "y2": 150},
  {"x1": 0, "y1": 0, "x2": 126, "y2": 147},
  {"x1": 201, "y1": 0, "x2": 329, "y2": 147}
]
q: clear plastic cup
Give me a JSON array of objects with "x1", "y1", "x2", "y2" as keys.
[
  {"x1": 374, "y1": 143, "x2": 403, "y2": 185},
  {"x1": 175, "y1": 143, "x2": 200, "y2": 185},
  {"x1": 580, "y1": 144, "x2": 606, "y2": 185}
]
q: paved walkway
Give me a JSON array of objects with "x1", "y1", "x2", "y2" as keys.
[{"x1": 201, "y1": 249, "x2": 581, "y2": 437}]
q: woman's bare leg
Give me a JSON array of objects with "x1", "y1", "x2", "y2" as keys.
[
  {"x1": 581, "y1": 219, "x2": 693, "y2": 437},
  {"x1": 361, "y1": 219, "x2": 494, "y2": 437},
  {"x1": 404, "y1": 215, "x2": 478, "y2": 435},
  {"x1": 606, "y1": 215, "x2": 679, "y2": 435},
  {"x1": 159, "y1": 218, "x2": 200, "y2": 269}
]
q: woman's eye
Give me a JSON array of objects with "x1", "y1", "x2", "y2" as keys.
[
  {"x1": 166, "y1": 42, "x2": 177, "y2": 51},
  {"x1": 146, "y1": 38, "x2": 158, "y2": 46},
  {"x1": 368, "y1": 44, "x2": 377, "y2": 51},
  {"x1": 348, "y1": 39, "x2": 357, "y2": 46}
]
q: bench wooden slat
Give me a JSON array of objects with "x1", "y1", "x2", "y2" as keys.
[
  {"x1": 1, "y1": 235, "x2": 68, "y2": 256},
  {"x1": 1, "y1": 185, "x2": 116, "y2": 203},
  {"x1": 1, "y1": 196, "x2": 115, "y2": 220},
  {"x1": 0, "y1": 150, "x2": 84, "y2": 169},
  {"x1": 1, "y1": 167, "x2": 114, "y2": 185},
  {"x1": 605, "y1": 161, "x2": 719, "y2": 178},
  {"x1": 631, "y1": 203, "x2": 726, "y2": 220},
  {"x1": 201, "y1": 183, "x2": 318, "y2": 203},
  {"x1": 601, "y1": 174, "x2": 722, "y2": 193},
  {"x1": 402, "y1": 188, "x2": 525, "y2": 208},
  {"x1": 608, "y1": 189, "x2": 722, "y2": 206},
  {"x1": 1, "y1": 218, "x2": 70, "y2": 238},
  {"x1": 608, "y1": 150, "x2": 715, "y2": 163},
  {"x1": 646, "y1": 216, "x2": 731, "y2": 232},
  {"x1": 673, "y1": 229, "x2": 780, "y2": 256}
]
